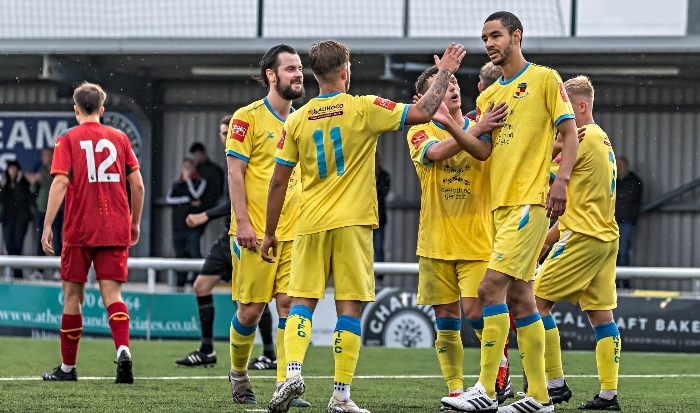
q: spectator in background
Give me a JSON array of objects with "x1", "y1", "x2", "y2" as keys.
[
  {"x1": 0, "y1": 160, "x2": 34, "y2": 278},
  {"x1": 166, "y1": 158, "x2": 208, "y2": 289},
  {"x1": 374, "y1": 152, "x2": 391, "y2": 263},
  {"x1": 189, "y1": 142, "x2": 224, "y2": 212},
  {"x1": 27, "y1": 148, "x2": 64, "y2": 276},
  {"x1": 615, "y1": 156, "x2": 643, "y2": 286}
]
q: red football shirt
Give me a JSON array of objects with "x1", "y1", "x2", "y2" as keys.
[{"x1": 51, "y1": 122, "x2": 140, "y2": 247}]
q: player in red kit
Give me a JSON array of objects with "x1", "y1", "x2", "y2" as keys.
[{"x1": 40, "y1": 82, "x2": 145, "y2": 383}]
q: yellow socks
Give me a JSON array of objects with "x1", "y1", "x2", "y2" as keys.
[
  {"x1": 333, "y1": 315, "x2": 362, "y2": 402},
  {"x1": 542, "y1": 314, "x2": 564, "y2": 381},
  {"x1": 515, "y1": 313, "x2": 548, "y2": 403},
  {"x1": 284, "y1": 305, "x2": 313, "y2": 378},
  {"x1": 276, "y1": 318, "x2": 287, "y2": 383},
  {"x1": 594, "y1": 322, "x2": 621, "y2": 392},
  {"x1": 435, "y1": 318, "x2": 464, "y2": 392},
  {"x1": 229, "y1": 314, "x2": 257, "y2": 372},
  {"x1": 478, "y1": 304, "x2": 510, "y2": 399}
]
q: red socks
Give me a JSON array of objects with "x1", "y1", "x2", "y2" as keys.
[
  {"x1": 107, "y1": 302, "x2": 130, "y2": 349},
  {"x1": 60, "y1": 313, "x2": 83, "y2": 366}
]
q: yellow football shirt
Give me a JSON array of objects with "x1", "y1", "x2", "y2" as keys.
[
  {"x1": 275, "y1": 92, "x2": 409, "y2": 235},
  {"x1": 225, "y1": 98, "x2": 300, "y2": 241},
  {"x1": 476, "y1": 63, "x2": 575, "y2": 209},
  {"x1": 407, "y1": 118, "x2": 492, "y2": 261},
  {"x1": 551, "y1": 123, "x2": 619, "y2": 241}
]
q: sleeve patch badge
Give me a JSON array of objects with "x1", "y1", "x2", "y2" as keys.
[
  {"x1": 373, "y1": 97, "x2": 397, "y2": 111},
  {"x1": 411, "y1": 130, "x2": 429, "y2": 149},
  {"x1": 229, "y1": 119, "x2": 249, "y2": 142}
]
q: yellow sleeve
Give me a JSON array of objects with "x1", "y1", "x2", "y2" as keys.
[
  {"x1": 407, "y1": 127, "x2": 440, "y2": 166},
  {"x1": 225, "y1": 107, "x2": 254, "y2": 162},
  {"x1": 362, "y1": 95, "x2": 410, "y2": 134},
  {"x1": 474, "y1": 94, "x2": 493, "y2": 141},
  {"x1": 545, "y1": 70, "x2": 575, "y2": 127},
  {"x1": 274, "y1": 120, "x2": 299, "y2": 167}
]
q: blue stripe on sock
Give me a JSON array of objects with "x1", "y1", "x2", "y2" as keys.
[
  {"x1": 336, "y1": 315, "x2": 361, "y2": 336},
  {"x1": 289, "y1": 305, "x2": 313, "y2": 321},
  {"x1": 594, "y1": 322, "x2": 620, "y2": 342},
  {"x1": 466, "y1": 317, "x2": 484, "y2": 330},
  {"x1": 483, "y1": 304, "x2": 509, "y2": 317},
  {"x1": 278, "y1": 317, "x2": 287, "y2": 329},
  {"x1": 231, "y1": 314, "x2": 256, "y2": 336},
  {"x1": 542, "y1": 314, "x2": 557, "y2": 330},
  {"x1": 515, "y1": 312, "x2": 542, "y2": 329},
  {"x1": 436, "y1": 317, "x2": 461, "y2": 331}
]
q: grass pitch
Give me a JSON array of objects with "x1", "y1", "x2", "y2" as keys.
[{"x1": 0, "y1": 337, "x2": 697, "y2": 412}]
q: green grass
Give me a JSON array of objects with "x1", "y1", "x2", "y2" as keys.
[{"x1": 0, "y1": 337, "x2": 696, "y2": 412}]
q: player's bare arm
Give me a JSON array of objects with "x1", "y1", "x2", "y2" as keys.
[
  {"x1": 261, "y1": 163, "x2": 293, "y2": 263},
  {"x1": 41, "y1": 174, "x2": 69, "y2": 255},
  {"x1": 552, "y1": 126, "x2": 586, "y2": 160},
  {"x1": 538, "y1": 220, "x2": 560, "y2": 261},
  {"x1": 228, "y1": 156, "x2": 258, "y2": 252},
  {"x1": 436, "y1": 101, "x2": 507, "y2": 161},
  {"x1": 404, "y1": 43, "x2": 466, "y2": 126},
  {"x1": 127, "y1": 170, "x2": 145, "y2": 246},
  {"x1": 547, "y1": 117, "x2": 579, "y2": 219}
]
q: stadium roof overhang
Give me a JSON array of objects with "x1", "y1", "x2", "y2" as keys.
[{"x1": 0, "y1": 36, "x2": 699, "y2": 86}]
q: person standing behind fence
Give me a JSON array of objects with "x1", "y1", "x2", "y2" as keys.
[
  {"x1": 614, "y1": 156, "x2": 642, "y2": 270},
  {"x1": 0, "y1": 160, "x2": 33, "y2": 279},
  {"x1": 166, "y1": 158, "x2": 207, "y2": 289},
  {"x1": 27, "y1": 148, "x2": 64, "y2": 278},
  {"x1": 41, "y1": 82, "x2": 145, "y2": 383},
  {"x1": 190, "y1": 142, "x2": 225, "y2": 212}
]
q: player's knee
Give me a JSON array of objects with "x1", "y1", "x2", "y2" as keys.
[
  {"x1": 193, "y1": 275, "x2": 214, "y2": 296},
  {"x1": 236, "y1": 303, "x2": 265, "y2": 326},
  {"x1": 586, "y1": 309, "x2": 614, "y2": 327},
  {"x1": 462, "y1": 305, "x2": 482, "y2": 321},
  {"x1": 535, "y1": 296, "x2": 554, "y2": 315}
]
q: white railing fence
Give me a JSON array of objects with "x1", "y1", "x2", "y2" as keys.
[{"x1": 1, "y1": 255, "x2": 700, "y2": 296}]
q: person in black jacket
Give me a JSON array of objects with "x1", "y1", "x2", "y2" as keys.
[
  {"x1": 166, "y1": 158, "x2": 208, "y2": 288},
  {"x1": 615, "y1": 156, "x2": 643, "y2": 270},
  {"x1": 190, "y1": 142, "x2": 225, "y2": 212},
  {"x1": 1, "y1": 160, "x2": 34, "y2": 278},
  {"x1": 374, "y1": 152, "x2": 391, "y2": 263}
]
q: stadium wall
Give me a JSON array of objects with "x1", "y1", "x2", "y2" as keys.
[{"x1": 2, "y1": 79, "x2": 700, "y2": 291}]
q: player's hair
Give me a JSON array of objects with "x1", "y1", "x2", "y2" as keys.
[
  {"x1": 254, "y1": 44, "x2": 299, "y2": 88},
  {"x1": 484, "y1": 11, "x2": 523, "y2": 44},
  {"x1": 220, "y1": 115, "x2": 232, "y2": 126},
  {"x1": 189, "y1": 142, "x2": 205, "y2": 154},
  {"x1": 415, "y1": 65, "x2": 440, "y2": 95},
  {"x1": 564, "y1": 75, "x2": 595, "y2": 102},
  {"x1": 479, "y1": 62, "x2": 503, "y2": 89},
  {"x1": 73, "y1": 82, "x2": 106, "y2": 115},
  {"x1": 308, "y1": 40, "x2": 350, "y2": 82}
]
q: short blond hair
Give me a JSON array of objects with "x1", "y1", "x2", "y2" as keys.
[
  {"x1": 564, "y1": 75, "x2": 594, "y2": 102},
  {"x1": 479, "y1": 62, "x2": 503, "y2": 89}
]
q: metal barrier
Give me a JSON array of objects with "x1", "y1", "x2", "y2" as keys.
[{"x1": 1, "y1": 255, "x2": 700, "y2": 295}]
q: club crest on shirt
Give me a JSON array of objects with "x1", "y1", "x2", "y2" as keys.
[
  {"x1": 513, "y1": 82, "x2": 529, "y2": 99},
  {"x1": 266, "y1": 131, "x2": 275, "y2": 139}
]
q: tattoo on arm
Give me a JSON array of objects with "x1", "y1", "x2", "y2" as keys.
[{"x1": 416, "y1": 69, "x2": 451, "y2": 116}]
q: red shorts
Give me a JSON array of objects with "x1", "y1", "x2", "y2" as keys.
[{"x1": 60, "y1": 246, "x2": 129, "y2": 283}]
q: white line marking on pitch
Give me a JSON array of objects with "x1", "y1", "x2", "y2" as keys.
[{"x1": 3, "y1": 374, "x2": 700, "y2": 381}]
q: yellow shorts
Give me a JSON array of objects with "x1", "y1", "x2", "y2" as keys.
[
  {"x1": 417, "y1": 257, "x2": 488, "y2": 305},
  {"x1": 535, "y1": 229, "x2": 619, "y2": 311},
  {"x1": 289, "y1": 225, "x2": 374, "y2": 301},
  {"x1": 231, "y1": 238, "x2": 291, "y2": 304},
  {"x1": 488, "y1": 205, "x2": 548, "y2": 282}
]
